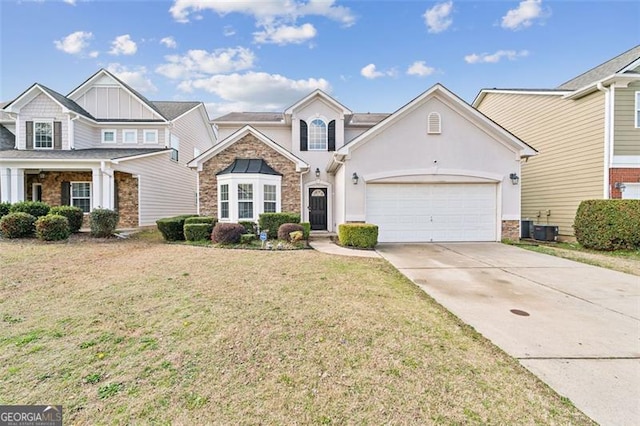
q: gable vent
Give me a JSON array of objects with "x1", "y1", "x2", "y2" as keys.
[{"x1": 427, "y1": 112, "x2": 441, "y2": 134}]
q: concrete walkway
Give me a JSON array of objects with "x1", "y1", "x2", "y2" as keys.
[
  {"x1": 376, "y1": 243, "x2": 640, "y2": 426},
  {"x1": 308, "y1": 238, "x2": 380, "y2": 258}
]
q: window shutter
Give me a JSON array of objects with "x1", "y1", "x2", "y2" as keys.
[
  {"x1": 114, "y1": 178, "x2": 119, "y2": 212},
  {"x1": 53, "y1": 121, "x2": 62, "y2": 150},
  {"x1": 26, "y1": 121, "x2": 33, "y2": 149},
  {"x1": 61, "y1": 181, "x2": 71, "y2": 206},
  {"x1": 427, "y1": 112, "x2": 441, "y2": 134},
  {"x1": 328, "y1": 120, "x2": 336, "y2": 151},
  {"x1": 300, "y1": 120, "x2": 308, "y2": 151}
]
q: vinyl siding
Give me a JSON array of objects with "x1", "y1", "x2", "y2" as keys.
[
  {"x1": 74, "y1": 120, "x2": 98, "y2": 149},
  {"x1": 478, "y1": 91, "x2": 605, "y2": 237},
  {"x1": 613, "y1": 81, "x2": 640, "y2": 155},
  {"x1": 18, "y1": 93, "x2": 69, "y2": 150},
  {"x1": 170, "y1": 105, "x2": 216, "y2": 166},
  {"x1": 73, "y1": 87, "x2": 158, "y2": 120}
]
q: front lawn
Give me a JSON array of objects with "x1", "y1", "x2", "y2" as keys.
[{"x1": 0, "y1": 234, "x2": 593, "y2": 424}]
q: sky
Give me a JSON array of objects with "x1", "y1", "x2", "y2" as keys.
[{"x1": 1, "y1": 0, "x2": 639, "y2": 119}]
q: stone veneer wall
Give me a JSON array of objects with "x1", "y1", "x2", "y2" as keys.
[
  {"x1": 199, "y1": 134, "x2": 301, "y2": 218},
  {"x1": 115, "y1": 171, "x2": 138, "y2": 228},
  {"x1": 501, "y1": 220, "x2": 520, "y2": 241}
]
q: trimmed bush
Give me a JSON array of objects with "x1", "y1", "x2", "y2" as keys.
[
  {"x1": 0, "y1": 202, "x2": 11, "y2": 218},
  {"x1": 90, "y1": 208, "x2": 119, "y2": 238},
  {"x1": 574, "y1": 200, "x2": 640, "y2": 251},
  {"x1": 36, "y1": 214, "x2": 70, "y2": 241},
  {"x1": 240, "y1": 233, "x2": 256, "y2": 244},
  {"x1": 338, "y1": 223, "x2": 379, "y2": 249},
  {"x1": 50, "y1": 205, "x2": 84, "y2": 233},
  {"x1": 278, "y1": 223, "x2": 305, "y2": 242},
  {"x1": 156, "y1": 214, "x2": 198, "y2": 241},
  {"x1": 184, "y1": 223, "x2": 213, "y2": 242},
  {"x1": 10, "y1": 201, "x2": 50, "y2": 218},
  {"x1": 300, "y1": 222, "x2": 311, "y2": 240},
  {"x1": 289, "y1": 230, "x2": 303, "y2": 242},
  {"x1": 184, "y1": 216, "x2": 216, "y2": 225},
  {"x1": 259, "y1": 212, "x2": 301, "y2": 239},
  {"x1": 0, "y1": 212, "x2": 36, "y2": 238},
  {"x1": 212, "y1": 223, "x2": 246, "y2": 244},
  {"x1": 239, "y1": 221, "x2": 257, "y2": 235}
]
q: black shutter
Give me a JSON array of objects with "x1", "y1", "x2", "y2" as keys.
[
  {"x1": 300, "y1": 120, "x2": 308, "y2": 151},
  {"x1": 26, "y1": 121, "x2": 33, "y2": 149},
  {"x1": 114, "y1": 178, "x2": 119, "y2": 212},
  {"x1": 53, "y1": 121, "x2": 62, "y2": 150},
  {"x1": 61, "y1": 181, "x2": 71, "y2": 206},
  {"x1": 328, "y1": 120, "x2": 336, "y2": 151}
]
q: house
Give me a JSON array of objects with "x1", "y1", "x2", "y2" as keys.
[
  {"x1": 0, "y1": 69, "x2": 216, "y2": 228},
  {"x1": 474, "y1": 45, "x2": 640, "y2": 238},
  {"x1": 188, "y1": 84, "x2": 536, "y2": 242}
]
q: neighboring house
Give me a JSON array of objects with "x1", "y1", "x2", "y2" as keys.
[
  {"x1": 189, "y1": 84, "x2": 536, "y2": 242},
  {"x1": 0, "y1": 69, "x2": 216, "y2": 227},
  {"x1": 474, "y1": 45, "x2": 640, "y2": 238}
]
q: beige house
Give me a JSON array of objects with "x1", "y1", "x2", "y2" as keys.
[
  {"x1": 474, "y1": 45, "x2": 640, "y2": 238},
  {"x1": 0, "y1": 69, "x2": 216, "y2": 227},
  {"x1": 189, "y1": 84, "x2": 536, "y2": 242}
]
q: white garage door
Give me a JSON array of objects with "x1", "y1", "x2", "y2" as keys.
[{"x1": 366, "y1": 183, "x2": 497, "y2": 242}]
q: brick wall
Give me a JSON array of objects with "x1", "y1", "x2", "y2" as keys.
[
  {"x1": 40, "y1": 171, "x2": 93, "y2": 206},
  {"x1": 610, "y1": 168, "x2": 640, "y2": 198},
  {"x1": 501, "y1": 220, "x2": 520, "y2": 241},
  {"x1": 199, "y1": 134, "x2": 301, "y2": 218},
  {"x1": 115, "y1": 171, "x2": 138, "y2": 228}
]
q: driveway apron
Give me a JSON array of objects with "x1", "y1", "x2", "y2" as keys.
[{"x1": 376, "y1": 243, "x2": 640, "y2": 426}]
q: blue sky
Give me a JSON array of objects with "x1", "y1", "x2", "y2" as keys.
[{"x1": 1, "y1": 0, "x2": 639, "y2": 118}]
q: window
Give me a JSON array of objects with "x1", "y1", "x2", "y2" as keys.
[
  {"x1": 34, "y1": 121, "x2": 53, "y2": 149},
  {"x1": 123, "y1": 129, "x2": 137, "y2": 144},
  {"x1": 635, "y1": 92, "x2": 640, "y2": 128},
  {"x1": 101, "y1": 129, "x2": 116, "y2": 143},
  {"x1": 238, "y1": 184, "x2": 254, "y2": 219},
  {"x1": 220, "y1": 184, "x2": 229, "y2": 219},
  {"x1": 143, "y1": 129, "x2": 158, "y2": 144},
  {"x1": 427, "y1": 112, "x2": 441, "y2": 134},
  {"x1": 71, "y1": 182, "x2": 91, "y2": 213},
  {"x1": 170, "y1": 134, "x2": 179, "y2": 162},
  {"x1": 308, "y1": 119, "x2": 327, "y2": 150},
  {"x1": 264, "y1": 184, "x2": 277, "y2": 213}
]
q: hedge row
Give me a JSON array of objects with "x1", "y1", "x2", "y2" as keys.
[
  {"x1": 338, "y1": 223, "x2": 379, "y2": 249},
  {"x1": 574, "y1": 200, "x2": 640, "y2": 250},
  {"x1": 258, "y1": 212, "x2": 300, "y2": 239}
]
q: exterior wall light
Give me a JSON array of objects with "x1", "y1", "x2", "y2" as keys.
[
  {"x1": 352, "y1": 172, "x2": 359, "y2": 185},
  {"x1": 509, "y1": 173, "x2": 519, "y2": 185},
  {"x1": 315, "y1": 167, "x2": 321, "y2": 178}
]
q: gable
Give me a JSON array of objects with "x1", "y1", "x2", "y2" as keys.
[{"x1": 285, "y1": 90, "x2": 352, "y2": 117}]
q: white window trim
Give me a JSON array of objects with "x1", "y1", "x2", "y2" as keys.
[
  {"x1": 635, "y1": 91, "x2": 640, "y2": 128},
  {"x1": 143, "y1": 129, "x2": 158, "y2": 144},
  {"x1": 70, "y1": 181, "x2": 92, "y2": 213},
  {"x1": 101, "y1": 129, "x2": 117, "y2": 144},
  {"x1": 32, "y1": 183, "x2": 42, "y2": 202},
  {"x1": 263, "y1": 184, "x2": 277, "y2": 213},
  {"x1": 34, "y1": 120, "x2": 54, "y2": 150},
  {"x1": 308, "y1": 117, "x2": 328, "y2": 151},
  {"x1": 217, "y1": 174, "x2": 282, "y2": 223},
  {"x1": 123, "y1": 129, "x2": 138, "y2": 144},
  {"x1": 219, "y1": 183, "x2": 230, "y2": 219}
]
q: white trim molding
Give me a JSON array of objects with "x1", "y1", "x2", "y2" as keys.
[
  {"x1": 101, "y1": 129, "x2": 117, "y2": 144},
  {"x1": 612, "y1": 155, "x2": 640, "y2": 168}
]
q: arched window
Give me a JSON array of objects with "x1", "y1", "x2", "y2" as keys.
[
  {"x1": 427, "y1": 112, "x2": 441, "y2": 134},
  {"x1": 308, "y1": 119, "x2": 327, "y2": 150}
]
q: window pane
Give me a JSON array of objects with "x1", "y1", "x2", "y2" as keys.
[
  {"x1": 238, "y1": 184, "x2": 253, "y2": 200},
  {"x1": 264, "y1": 184, "x2": 276, "y2": 201},
  {"x1": 103, "y1": 131, "x2": 115, "y2": 142},
  {"x1": 72, "y1": 182, "x2": 91, "y2": 197},
  {"x1": 34, "y1": 122, "x2": 52, "y2": 148},
  {"x1": 220, "y1": 184, "x2": 229, "y2": 201},
  {"x1": 221, "y1": 202, "x2": 229, "y2": 219},
  {"x1": 124, "y1": 131, "x2": 136, "y2": 143},
  {"x1": 72, "y1": 198, "x2": 91, "y2": 213},
  {"x1": 309, "y1": 119, "x2": 327, "y2": 150},
  {"x1": 238, "y1": 201, "x2": 253, "y2": 219},
  {"x1": 264, "y1": 202, "x2": 276, "y2": 213},
  {"x1": 145, "y1": 131, "x2": 157, "y2": 143}
]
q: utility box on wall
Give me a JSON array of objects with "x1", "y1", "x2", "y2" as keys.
[{"x1": 533, "y1": 225, "x2": 558, "y2": 242}]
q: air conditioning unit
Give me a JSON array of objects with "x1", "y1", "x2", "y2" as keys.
[
  {"x1": 520, "y1": 220, "x2": 534, "y2": 239},
  {"x1": 533, "y1": 225, "x2": 558, "y2": 242}
]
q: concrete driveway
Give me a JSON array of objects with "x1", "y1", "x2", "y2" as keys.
[{"x1": 376, "y1": 243, "x2": 640, "y2": 426}]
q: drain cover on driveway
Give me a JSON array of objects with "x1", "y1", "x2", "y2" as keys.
[{"x1": 510, "y1": 309, "x2": 530, "y2": 316}]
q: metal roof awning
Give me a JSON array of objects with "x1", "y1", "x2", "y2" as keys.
[{"x1": 216, "y1": 158, "x2": 281, "y2": 176}]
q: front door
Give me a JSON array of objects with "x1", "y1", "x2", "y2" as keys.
[{"x1": 309, "y1": 188, "x2": 327, "y2": 230}]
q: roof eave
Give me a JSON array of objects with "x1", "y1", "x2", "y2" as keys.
[{"x1": 564, "y1": 73, "x2": 640, "y2": 100}]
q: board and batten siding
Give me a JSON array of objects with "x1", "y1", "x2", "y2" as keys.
[
  {"x1": 477, "y1": 91, "x2": 605, "y2": 237},
  {"x1": 73, "y1": 87, "x2": 157, "y2": 120},
  {"x1": 613, "y1": 81, "x2": 640, "y2": 156},
  {"x1": 17, "y1": 93, "x2": 69, "y2": 150}
]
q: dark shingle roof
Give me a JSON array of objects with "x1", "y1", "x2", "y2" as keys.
[
  {"x1": 0, "y1": 124, "x2": 15, "y2": 150},
  {"x1": 0, "y1": 148, "x2": 167, "y2": 160},
  {"x1": 557, "y1": 45, "x2": 640, "y2": 90},
  {"x1": 216, "y1": 158, "x2": 281, "y2": 176},
  {"x1": 151, "y1": 101, "x2": 201, "y2": 120},
  {"x1": 214, "y1": 112, "x2": 285, "y2": 122},
  {"x1": 347, "y1": 113, "x2": 390, "y2": 125},
  {"x1": 38, "y1": 84, "x2": 95, "y2": 119}
]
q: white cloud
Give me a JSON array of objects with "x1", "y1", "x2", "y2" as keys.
[
  {"x1": 109, "y1": 34, "x2": 137, "y2": 56},
  {"x1": 407, "y1": 61, "x2": 436, "y2": 77},
  {"x1": 160, "y1": 36, "x2": 177, "y2": 49},
  {"x1": 156, "y1": 47, "x2": 256, "y2": 80},
  {"x1": 360, "y1": 63, "x2": 396, "y2": 80},
  {"x1": 106, "y1": 64, "x2": 157, "y2": 94},
  {"x1": 223, "y1": 26, "x2": 236, "y2": 36},
  {"x1": 89, "y1": 51, "x2": 99, "y2": 58},
  {"x1": 53, "y1": 31, "x2": 93, "y2": 55},
  {"x1": 254, "y1": 23, "x2": 317, "y2": 45},
  {"x1": 501, "y1": 0, "x2": 545, "y2": 30},
  {"x1": 464, "y1": 49, "x2": 529, "y2": 64},
  {"x1": 63, "y1": 0, "x2": 77, "y2": 5},
  {"x1": 424, "y1": 1, "x2": 453, "y2": 34}
]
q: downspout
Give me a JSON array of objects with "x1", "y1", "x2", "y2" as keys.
[
  {"x1": 69, "y1": 114, "x2": 80, "y2": 150},
  {"x1": 596, "y1": 82, "x2": 611, "y2": 198}
]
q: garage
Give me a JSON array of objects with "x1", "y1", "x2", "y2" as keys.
[{"x1": 366, "y1": 183, "x2": 497, "y2": 242}]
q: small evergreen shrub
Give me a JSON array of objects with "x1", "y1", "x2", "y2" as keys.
[
  {"x1": 0, "y1": 212, "x2": 36, "y2": 238},
  {"x1": 156, "y1": 214, "x2": 197, "y2": 241},
  {"x1": 10, "y1": 201, "x2": 50, "y2": 218},
  {"x1": 184, "y1": 216, "x2": 216, "y2": 225},
  {"x1": 278, "y1": 223, "x2": 305, "y2": 242},
  {"x1": 259, "y1": 212, "x2": 300, "y2": 239},
  {"x1": 212, "y1": 223, "x2": 246, "y2": 244},
  {"x1": 300, "y1": 222, "x2": 311, "y2": 240},
  {"x1": 240, "y1": 233, "x2": 256, "y2": 244},
  {"x1": 289, "y1": 230, "x2": 303, "y2": 242},
  {"x1": 0, "y1": 202, "x2": 11, "y2": 218},
  {"x1": 50, "y1": 205, "x2": 84, "y2": 233},
  {"x1": 90, "y1": 208, "x2": 119, "y2": 238},
  {"x1": 574, "y1": 200, "x2": 640, "y2": 250},
  {"x1": 184, "y1": 223, "x2": 213, "y2": 242},
  {"x1": 36, "y1": 214, "x2": 70, "y2": 241},
  {"x1": 239, "y1": 221, "x2": 257, "y2": 235},
  {"x1": 338, "y1": 223, "x2": 379, "y2": 249}
]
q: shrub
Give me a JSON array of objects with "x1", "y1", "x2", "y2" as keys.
[
  {"x1": 212, "y1": 223, "x2": 246, "y2": 244},
  {"x1": 278, "y1": 223, "x2": 305, "y2": 242},
  {"x1": 240, "y1": 233, "x2": 256, "y2": 244},
  {"x1": 338, "y1": 223, "x2": 379, "y2": 249},
  {"x1": 50, "y1": 205, "x2": 84, "y2": 233},
  {"x1": 184, "y1": 216, "x2": 216, "y2": 225},
  {"x1": 259, "y1": 212, "x2": 300, "y2": 239},
  {"x1": 239, "y1": 221, "x2": 257, "y2": 235},
  {"x1": 90, "y1": 208, "x2": 119, "y2": 238},
  {"x1": 156, "y1": 215, "x2": 198, "y2": 241},
  {"x1": 0, "y1": 202, "x2": 11, "y2": 218},
  {"x1": 36, "y1": 214, "x2": 70, "y2": 241},
  {"x1": 0, "y1": 212, "x2": 36, "y2": 238},
  {"x1": 300, "y1": 222, "x2": 311, "y2": 240},
  {"x1": 184, "y1": 223, "x2": 213, "y2": 242},
  {"x1": 10, "y1": 201, "x2": 50, "y2": 218},
  {"x1": 574, "y1": 200, "x2": 640, "y2": 250},
  {"x1": 289, "y1": 230, "x2": 303, "y2": 242}
]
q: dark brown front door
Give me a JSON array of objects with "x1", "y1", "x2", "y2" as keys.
[{"x1": 309, "y1": 188, "x2": 327, "y2": 230}]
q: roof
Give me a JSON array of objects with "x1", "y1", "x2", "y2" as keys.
[
  {"x1": 557, "y1": 45, "x2": 640, "y2": 90},
  {"x1": 0, "y1": 148, "x2": 167, "y2": 160},
  {"x1": 348, "y1": 113, "x2": 390, "y2": 125},
  {"x1": 0, "y1": 124, "x2": 15, "y2": 150},
  {"x1": 214, "y1": 112, "x2": 284, "y2": 123},
  {"x1": 151, "y1": 101, "x2": 201, "y2": 121},
  {"x1": 284, "y1": 89, "x2": 352, "y2": 116},
  {"x1": 217, "y1": 158, "x2": 281, "y2": 176}
]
